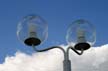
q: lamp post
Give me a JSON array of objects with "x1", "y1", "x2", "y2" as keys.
[{"x1": 17, "y1": 15, "x2": 96, "y2": 71}]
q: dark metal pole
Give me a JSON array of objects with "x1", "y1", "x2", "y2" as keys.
[{"x1": 63, "y1": 59, "x2": 71, "y2": 71}]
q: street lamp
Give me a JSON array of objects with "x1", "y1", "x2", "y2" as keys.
[{"x1": 17, "y1": 15, "x2": 96, "y2": 71}]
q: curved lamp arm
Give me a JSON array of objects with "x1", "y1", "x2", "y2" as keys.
[
  {"x1": 66, "y1": 46, "x2": 84, "y2": 60},
  {"x1": 32, "y1": 45, "x2": 83, "y2": 60},
  {"x1": 32, "y1": 45, "x2": 83, "y2": 71},
  {"x1": 69, "y1": 46, "x2": 83, "y2": 55},
  {"x1": 32, "y1": 45, "x2": 66, "y2": 59}
]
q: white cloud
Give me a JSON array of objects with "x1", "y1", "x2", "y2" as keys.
[{"x1": 0, "y1": 44, "x2": 108, "y2": 71}]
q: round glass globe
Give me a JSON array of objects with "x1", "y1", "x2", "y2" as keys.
[
  {"x1": 17, "y1": 15, "x2": 48, "y2": 46},
  {"x1": 66, "y1": 19, "x2": 96, "y2": 50}
]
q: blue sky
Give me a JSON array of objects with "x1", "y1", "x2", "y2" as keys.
[{"x1": 0, "y1": 0, "x2": 108, "y2": 64}]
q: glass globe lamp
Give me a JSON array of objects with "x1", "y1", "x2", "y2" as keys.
[
  {"x1": 66, "y1": 19, "x2": 96, "y2": 50},
  {"x1": 17, "y1": 15, "x2": 48, "y2": 46}
]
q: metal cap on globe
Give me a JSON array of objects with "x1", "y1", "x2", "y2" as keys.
[
  {"x1": 66, "y1": 19, "x2": 96, "y2": 50},
  {"x1": 17, "y1": 15, "x2": 48, "y2": 46}
]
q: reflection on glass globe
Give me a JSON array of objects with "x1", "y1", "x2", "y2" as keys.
[
  {"x1": 66, "y1": 19, "x2": 96, "y2": 50},
  {"x1": 17, "y1": 15, "x2": 48, "y2": 46}
]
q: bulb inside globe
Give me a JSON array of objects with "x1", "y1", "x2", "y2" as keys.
[
  {"x1": 66, "y1": 19, "x2": 96, "y2": 50},
  {"x1": 17, "y1": 15, "x2": 48, "y2": 46},
  {"x1": 24, "y1": 23, "x2": 41, "y2": 46}
]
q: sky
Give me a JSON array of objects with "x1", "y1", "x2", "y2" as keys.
[{"x1": 0, "y1": 0, "x2": 108, "y2": 70}]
